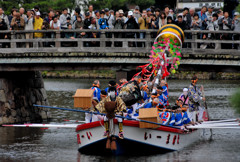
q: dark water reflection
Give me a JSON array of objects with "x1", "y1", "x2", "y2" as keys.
[{"x1": 0, "y1": 79, "x2": 240, "y2": 162}]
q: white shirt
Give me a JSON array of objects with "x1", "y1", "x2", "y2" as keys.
[{"x1": 50, "y1": 20, "x2": 60, "y2": 29}]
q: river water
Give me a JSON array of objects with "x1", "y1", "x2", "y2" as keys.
[{"x1": 0, "y1": 79, "x2": 240, "y2": 162}]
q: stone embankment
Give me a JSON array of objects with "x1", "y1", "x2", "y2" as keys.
[{"x1": 0, "y1": 71, "x2": 50, "y2": 124}]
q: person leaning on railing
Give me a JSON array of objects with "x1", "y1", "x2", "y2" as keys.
[
  {"x1": 33, "y1": 11, "x2": 43, "y2": 47},
  {"x1": 232, "y1": 12, "x2": 240, "y2": 49},
  {"x1": 218, "y1": 11, "x2": 233, "y2": 49},
  {"x1": 25, "y1": 10, "x2": 34, "y2": 48},
  {"x1": 11, "y1": 12, "x2": 25, "y2": 47}
]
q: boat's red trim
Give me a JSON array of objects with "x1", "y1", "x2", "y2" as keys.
[{"x1": 76, "y1": 120, "x2": 184, "y2": 134}]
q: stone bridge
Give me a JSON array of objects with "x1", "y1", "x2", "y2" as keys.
[{"x1": 0, "y1": 29, "x2": 239, "y2": 124}]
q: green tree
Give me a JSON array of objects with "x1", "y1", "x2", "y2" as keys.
[
  {"x1": 0, "y1": 0, "x2": 76, "y2": 15},
  {"x1": 89, "y1": 0, "x2": 154, "y2": 11},
  {"x1": 230, "y1": 88, "x2": 240, "y2": 114}
]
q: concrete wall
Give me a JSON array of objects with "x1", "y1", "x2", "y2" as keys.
[{"x1": 0, "y1": 71, "x2": 50, "y2": 124}]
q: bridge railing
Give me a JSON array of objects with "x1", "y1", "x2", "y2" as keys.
[{"x1": 0, "y1": 29, "x2": 239, "y2": 55}]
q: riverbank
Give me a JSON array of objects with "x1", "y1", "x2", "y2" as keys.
[{"x1": 41, "y1": 70, "x2": 240, "y2": 80}]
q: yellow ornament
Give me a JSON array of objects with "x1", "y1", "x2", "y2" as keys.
[
  {"x1": 176, "y1": 61, "x2": 180, "y2": 65},
  {"x1": 171, "y1": 69, "x2": 176, "y2": 74}
]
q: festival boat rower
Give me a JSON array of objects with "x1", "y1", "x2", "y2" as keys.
[
  {"x1": 159, "y1": 106, "x2": 175, "y2": 126},
  {"x1": 188, "y1": 76, "x2": 205, "y2": 122},
  {"x1": 95, "y1": 86, "x2": 126, "y2": 139}
]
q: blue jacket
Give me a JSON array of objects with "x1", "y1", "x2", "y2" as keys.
[
  {"x1": 144, "y1": 102, "x2": 154, "y2": 108},
  {"x1": 98, "y1": 18, "x2": 109, "y2": 29},
  {"x1": 91, "y1": 86, "x2": 101, "y2": 101}
]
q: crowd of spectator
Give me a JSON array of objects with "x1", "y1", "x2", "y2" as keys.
[{"x1": 0, "y1": 5, "x2": 239, "y2": 49}]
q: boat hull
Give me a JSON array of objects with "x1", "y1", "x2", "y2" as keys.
[{"x1": 76, "y1": 120, "x2": 200, "y2": 155}]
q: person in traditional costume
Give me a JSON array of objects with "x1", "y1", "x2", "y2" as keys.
[
  {"x1": 85, "y1": 97, "x2": 100, "y2": 123},
  {"x1": 95, "y1": 87, "x2": 126, "y2": 139},
  {"x1": 178, "y1": 88, "x2": 189, "y2": 108},
  {"x1": 188, "y1": 76, "x2": 205, "y2": 122},
  {"x1": 156, "y1": 86, "x2": 167, "y2": 108},
  {"x1": 172, "y1": 103, "x2": 192, "y2": 127},
  {"x1": 119, "y1": 75, "x2": 142, "y2": 121},
  {"x1": 159, "y1": 106, "x2": 175, "y2": 126},
  {"x1": 105, "y1": 80, "x2": 118, "y2": 95},
  {"x1": 144, "y1": 97, "x2": 159, "y2": 108},
  {"x1": 91, "y1": 80, "x2": 101, "y2": 101}
]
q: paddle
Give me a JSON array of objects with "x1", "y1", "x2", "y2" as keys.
[{"x1": 33, "y1": 104, "x2": 181, "y2": 130}]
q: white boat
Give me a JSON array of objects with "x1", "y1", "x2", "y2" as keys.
[{"x1": 75, "y1": 119, "x2": 200, "y2": 155}]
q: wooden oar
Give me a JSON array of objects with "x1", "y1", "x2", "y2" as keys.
[
  {"x1": 2, "y1": 123, "x2": 79, "y2": 128},
  {"x1": 187, "y1": 126, "x2": 240, "y2": 129},
  {"x1": 202, "y1": 119, "x2": 239, "y2": 124},
  {"x1": 63, "y1": 119, "x2": 85, "y2": 123}
]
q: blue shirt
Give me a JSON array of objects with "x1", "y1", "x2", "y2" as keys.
[
  {"x1": 162, "y1": 86, "x2": 168, "y2": 98},
  {"x1": 197, "y1": 11, "x2": 207, "y2": 30},
  {"x1": 158, "y1": 94, "x2": 167, "y2": 106},
  {"x1": 174, "y1": 112, "x2": 191, "y2": 126},
  {"x1": 98, "y1": 18, "x2": 109, "y2": 29},
  {"x1": 91, "y1": 87, "x2": 101, "y2": 101},
  {"x1": 144, "y1": 102, "x2": 154, "y2": 108}
]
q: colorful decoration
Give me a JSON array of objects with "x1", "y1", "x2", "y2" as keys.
[{"x1": 131, "y1": 24, "x2": 184, "y2": 81}]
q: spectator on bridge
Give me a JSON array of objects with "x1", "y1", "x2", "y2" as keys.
[
  {"x1": 218, "y1": 11, "x2": 233, "y2": 49},
  {"x1": 25, "y1": 10, "x2": 34, "y2": 48},
  {"x1": 155, "y1": 8, "x2": 160, "y2": 19},
  {"x1": 189, "y1": 8, "x2": 195, "y2": 21},
  {"x1": 62, "y1": 23, "x2": 76, "y2": 47},
  {"x1": 83, "y1": 12, "x2": 96, "y2": 30},
  {"x1": 179, "y1": 7, "x2": 191, "y2": 29},
  {"x1": 110, "y1": 10, "x2": 114, "y2": 16},
  {"x1": 175, "y1": 15, "x2": 187, "y2": 31},
  {"x1": 0, "y1": 8, "x2": 10, "y2": 30},
  {"x1": 104, "y1": 8, "x2": 114, "y2": 29},
  {"x1": 44, "y1": 10, "x2": 54, "y2": 24},
  {"x1": 198, "y1": 6, "x2": 208, "y2": 30},
  {"x1": 34, "y1": 11, "x2": 43, "y2": 47},
  {"x1": 113, "y1": 11, "x2": 124, "y2": 47},
  {"x1": 146, "y1": 8, "x2": 152, "y2": 18},
  {"x1": 19, "y1": 8, "x2": 27, "y2": 23},
  {"x1": 71, "y1": 7, "x2": 82, "y2": 29},
  {"x1": 149, "y1": 14, "x2": 158, "y2": 29},
  {"x1": 98, "y1": 11, "x2": 109, "y2": 29},
  {"x1": 95, "y1": 10, "x2": 100, "y2": 29},
  {"x1": 232, "y1": 12, "x2": 240, "y2": 49},
  {"x1": 157, "y1": 12, "x2": 167, "y2": 29},
  {"x1": 138, "y1": 9, "x2": 149, "y2": 47},
  {"x1": 206, "y1": 6, "x2": 215, "y2": 21},
  {"x1": 217, "y1": 10, "x2": 224, "y2": 20},
  {"x1": 124, "y1": 11, "x2": 139, "y2": 47},
  {"x1": 119, "y1": 9, "x2": 126, "y2": 22},
  {"x1": 133, "y1": 6, "x2": 141, "y2": 20},
  {"x1": 60, "y1": 8, "x2": 69, "y2": 29},
  {"x1": 8, "y1": 8, "x2": 18, "y2": 30},
  {"x1": 49, "y1": 15, "x2": 60, "y2": 45},
  {"x1": 191, "y1": 13, "x2": 202, "y2": 30},
  {"x1": 206, "y1": 13, "x2": 219, "y2": 47},
  {"x1": 167, "y1": 16, "x2": 174, "y2": 24},
  {"x1": 164, "y1": 5, "x2": 173, "y2": 19},
  {"x1": 50, "y1": 16, "x2": 60, "y2": 30},
  {"x1": 11, "y1": 12, "x2": 25, "y2": 47},
  {"x1": 0, "y1": 13, "x2": 8, "y2": 48},
  {"x1": 88, "y1": 5, "x2": 95, "y2": 18}
]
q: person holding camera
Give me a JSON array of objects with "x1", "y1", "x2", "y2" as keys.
[{"x1": 11, "y1": 12, "x2": 25, "y2": 47}]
